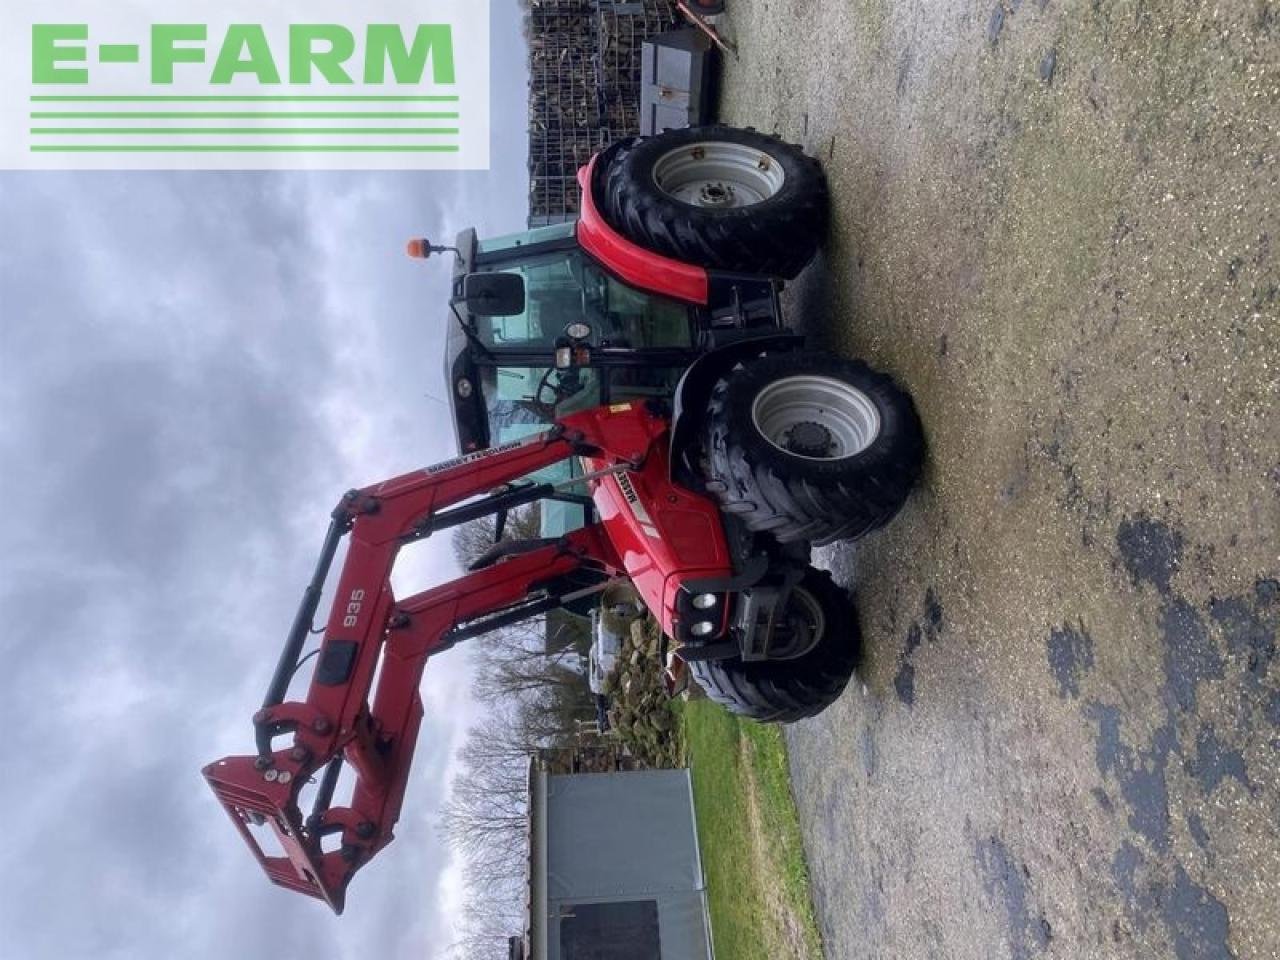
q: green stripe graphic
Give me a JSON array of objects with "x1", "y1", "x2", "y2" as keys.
[
  {"x1": 27, "y1": 93, "x2": 468, "y2": 156},
  {"x1": 32, "y1": 111, "x2": 460, "y2": 119},
  {"x1": 30, "y1": 95, "x2": 460, "y2": 103},
  {"x1": 30, "y1": 144, "x2": 463, "y2": 153},
  {"x1": 32, "y1": 128, "x2": 461, "y2": 136}
]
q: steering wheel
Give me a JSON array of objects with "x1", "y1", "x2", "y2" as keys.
[{"x1": 532, "y1": 367, "x2": 582, "y2": 418}]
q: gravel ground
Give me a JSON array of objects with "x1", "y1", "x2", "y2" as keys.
[{"x1": 714, "y1": 1, "x2": 1279, "y2": 957}]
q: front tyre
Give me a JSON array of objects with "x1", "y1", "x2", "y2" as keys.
[
  {"x1": 688, "y1": 567, "x2": 859, "y2": 723},
  {"x1": 600, "y1": 125, "x2": 830, "y2": 279},
  {"x1": 703, "y1": 351, "x2": 925, "y2": 545}
]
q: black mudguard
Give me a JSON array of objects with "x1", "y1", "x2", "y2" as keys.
[{"x1": 668, "y1": 333, "x2": 805, "y2": 488}]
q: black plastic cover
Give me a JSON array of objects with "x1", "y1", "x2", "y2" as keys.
[{"x1": 316, "y1": 641, "x2": 359, "y2": 687}]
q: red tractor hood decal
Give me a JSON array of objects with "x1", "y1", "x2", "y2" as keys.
[{"x1": 576, "y1": 156, "x2": 710, "y2": 306}]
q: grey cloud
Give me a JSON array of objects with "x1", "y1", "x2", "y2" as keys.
[{"x1": 0, "y1": 6, "x2": 531, "y2": 952}]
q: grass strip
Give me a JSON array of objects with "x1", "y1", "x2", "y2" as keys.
[{"x1": 677, "y1": 699, "x2": 824, "y2": 960}]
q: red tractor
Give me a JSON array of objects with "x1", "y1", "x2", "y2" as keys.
[{"x1": 204, "y1": 125, "x2": 923, "y2": 912}]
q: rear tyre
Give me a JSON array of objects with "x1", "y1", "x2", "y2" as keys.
[
  {"x1": 600, "y1": 125, "x2": 829, "y2": 279},
  {"x1": 703, "y1": 352, "x2": 925, "y2": 545},
  {"x1": 688, "y1": 567, "x2": 859, "y2": 723}
]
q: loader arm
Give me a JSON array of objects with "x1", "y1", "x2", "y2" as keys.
[{"x1": 202, "y1": 405, "x2": 662, "y2": 913}]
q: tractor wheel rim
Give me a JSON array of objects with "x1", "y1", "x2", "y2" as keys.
[
  {"x1": 767, "y1": 586, "x2": 826, "y2": 660},
  {"x1": 751, "y1": 375, "x2": 882, "y2": 460},
  {"x1": 652, "y1": 141, "x2": 787, "y2": 209}
]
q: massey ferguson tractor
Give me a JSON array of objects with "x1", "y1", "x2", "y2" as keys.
[{"x1": 204, "y1": 125, "x2": 924, "y2": 913}]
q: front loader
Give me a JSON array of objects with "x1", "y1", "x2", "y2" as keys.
[{"x1": 205, "y1": 124, "x2": 925, "y2": 913}]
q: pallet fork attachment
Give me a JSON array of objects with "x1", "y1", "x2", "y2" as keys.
[{"x1": 201, "y1": 407, "x2": 662, "y2": 912}]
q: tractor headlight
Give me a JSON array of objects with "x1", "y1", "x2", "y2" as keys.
[
  {"x1": 691, "y1": 593, "x2": 718, "y2": 610},
  {"x1": 690, "y1": 620, "x2": 716, "y2": 637},
  {"x1": 565, "y1": 321, "x2": 592, "y2": 341},
  {"x1": 456, "y1": 378, "x2": 473, "y2": 399}
]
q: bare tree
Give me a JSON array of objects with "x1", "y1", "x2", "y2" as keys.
[
  {"x1": 443, "y1": 503, "x2": 602, "y2": 955},
  {"x1": 439, "y1": 702, "x2": 534, "y2": 959},
  {"x1": 472, "y1": 637, "x2": 583, "y2": 701},
  {"x1": 442, "y1": 714, "x2": 530, "y2": 857},
  {"x1": 450, "y1": 502, "x2": 543, "y2": 568}
]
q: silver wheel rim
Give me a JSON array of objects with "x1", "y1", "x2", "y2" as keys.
[
  {"x1": 768, "y1": 586, "x2": 826, "y2": 661},
  {"x1": 751, "y1": 375, "x2": 882, "y2": 460},
  {"x1": 653, "y1": 141, "x2": 787, "y2": 209}
]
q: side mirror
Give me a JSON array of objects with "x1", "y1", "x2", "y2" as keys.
[{"x1": 461, "y1": 272, "x2": 525, "y2": 317}]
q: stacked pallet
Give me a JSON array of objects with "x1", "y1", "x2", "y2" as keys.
[{"x1": 524, "y1": 0, "x2": 678, "y2": 227}]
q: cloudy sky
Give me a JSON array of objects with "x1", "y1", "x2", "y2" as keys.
[{"x1": 0, "y1": 6, "x2": 528, "y2": 958}]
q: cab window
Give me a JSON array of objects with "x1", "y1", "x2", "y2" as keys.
[{"x1": 475, "y1": 250, "x2": 693, "y2": 351}]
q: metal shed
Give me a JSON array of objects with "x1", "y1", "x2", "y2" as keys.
[{"x1": 520, "y1": 763, "x2": 713, "y2": 960}]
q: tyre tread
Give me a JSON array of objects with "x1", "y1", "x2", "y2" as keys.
[
  {"x1": 703, "y1": 353, "x2": 925, "y2": 545},
  {"x1": 688, "y1": 569, "x2": 859, "y2": 723},
  {"x1": 600, "y1": 126, "x2": 830, "y2": 280}
]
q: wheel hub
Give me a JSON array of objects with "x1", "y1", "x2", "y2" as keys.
[
  {"x1": 698, "y1": 182, "x2": 735, "y2": 207},
  {"x1": 764, "y1": 586, "x2": 826, "y2": 661},
  {"x1": 750, "y1": 374, "x2": 883, "y2": 461},
  {"x1": 652, "y1": 140, "x2": 788, "y2": 209},
  {"x1": 783, "y1": 421, "x2": 834, "y2": 458}
]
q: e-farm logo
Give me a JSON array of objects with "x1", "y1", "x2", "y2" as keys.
[{"x1": 1, "y1": 1, "x2": 490, "y2": 170}]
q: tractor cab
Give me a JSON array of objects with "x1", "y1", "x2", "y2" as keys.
[
  {"x1": 445, "y1": 224, "x2": 698, "y2": 450},
  {"x1": 441, "y1": 223, "x2": 709, "y2": 535}
]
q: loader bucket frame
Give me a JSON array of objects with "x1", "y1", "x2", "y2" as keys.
[{"x1": 202, "y1": 405, "x2": 669, "y2": 912}]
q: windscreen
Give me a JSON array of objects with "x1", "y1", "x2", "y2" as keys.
[{"x1": 474, "y1": 249, "x2": 691, "y2": 351}]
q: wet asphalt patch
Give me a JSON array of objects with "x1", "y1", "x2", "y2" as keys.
[
  {"x1": 1071, "y1": 518, "x2": 1270, "y2": 956},
  {"x1": 1210, "y1": 582, "x2": 1279, "y2": 682},
  {"x1": 1116, "y1": 514, "x2": 1184, "y2": 597},
  {"x1": 893, "y1": 590, "x2": 945, "y2": 707},
  {"x1": 1110, "y1": 841, "x2": 1147, "y2": 915},
  {"x1": 976, "y1": 835, "x2": 1053, "y2": 960},
  {"x1": 1167, "y1": 865, "x2": 1235, "y2": 960},
  {"x1": 1086, "y1": 699, "x2": 1177, "y2": 853},
  {"x1": 1161, "y1": 598, "x2": 1225, "y2": 713},
  {"x1": 1190, "y1": 726, "x2": 1250, "y2": 794},
  {"x1": 1109, "y1": 841, "x2": 1236, "y2": 959},
  {"x1": 1046, "y1": 622, "x2": 1094, "y2": 698}
]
